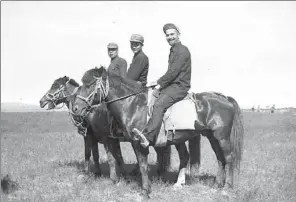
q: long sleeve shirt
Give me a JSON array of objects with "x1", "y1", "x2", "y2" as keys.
[
  {"x1": 127, "y1": 51, "x2": 149, "y2": 86},
  {"x1": 157, "y1": 42, "x2": 191, "y2": 98},
  {"x1": 108, "y1": 56, "x2": 127, "y2": 77}
]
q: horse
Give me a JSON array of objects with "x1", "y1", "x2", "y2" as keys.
[
  {"x1": 71, "y1": 67, "x2": 244, "y2": 198},
  {"x1": 39, "y1": 76, "x2": 174, "y2": 182},
  {"x1": 40, "y1": 76, "x2": 107, "y2": 175}
]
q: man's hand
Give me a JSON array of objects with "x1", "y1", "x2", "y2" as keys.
[{"x1": 148, "y1": 81, "x2": 160, "y2": 89}]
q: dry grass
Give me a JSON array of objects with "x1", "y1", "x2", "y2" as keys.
[{"x1": 1, "y1": 111, "x2": 296, "y2": 201}]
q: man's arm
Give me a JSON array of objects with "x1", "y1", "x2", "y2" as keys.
[
  {"x1": 119, "y1": 59, "x2": 127, "y2": 77},
  {"x1": 127, "y1": 56, "x2": 146, "y2": 80},
  {"x1": 157, "y1": 50, "x2": 190, "y2": 88}
]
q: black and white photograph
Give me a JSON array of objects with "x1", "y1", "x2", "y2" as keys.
[{"x1": 1, "y1": 1, "x2": 296, "y2": 201}]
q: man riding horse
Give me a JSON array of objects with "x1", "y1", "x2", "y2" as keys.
[
  {"x1": 127, "y1": 34, "x2": 149, "y2": 86},
  {"x1": 108, "y1": 36, "x2": 150, "y2": 137},
  {"x1": 132, "y1": 23, "x2": 191, "y2": 148},
  {"x1": 107, "y1": 42, "x2": 127, "y2": 77}
]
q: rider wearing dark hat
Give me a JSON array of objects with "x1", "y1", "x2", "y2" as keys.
[
  {"x1": 127, "y1": 34, "x2": 149, "y2": 86},
  {"x1": 107, "y1": 42, "x2": 128, "y2": 77},
  {"x1": 132, "y1": 23, "x2": 192, "y2": 148}
]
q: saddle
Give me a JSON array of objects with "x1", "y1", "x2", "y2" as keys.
[{"x1": 148, "y1": 91, "x2": 199, "y2": 147}]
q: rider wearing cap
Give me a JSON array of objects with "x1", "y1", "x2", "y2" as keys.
[
  {"x1": 127, "y1": 34, "x2": 149, "y2": 86},
  {"x1": 132, "y1": 23, "x2": 192, "y2": 148},
  {"x1": 107, "y1": 42, "x2": 128, "y2": 77}
]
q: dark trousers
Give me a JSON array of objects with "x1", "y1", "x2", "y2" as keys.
[{"x1": 144, "y1": 93, "x2": 184, "y2": 142}]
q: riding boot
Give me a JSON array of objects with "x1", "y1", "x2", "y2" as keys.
[{"x1": 132, "y1": 128, "x2": 150, "y2": 148}]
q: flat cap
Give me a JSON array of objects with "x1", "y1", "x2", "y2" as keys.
[
  {"x1": 163, "y1": 23, "x2": 180, "y2": 34},
  {"x1": 130, "y1": 34, "x2": 144, "y2": 44},
  {"x1": 107, "y1": 42, "x2": 118, "y2": 49}
]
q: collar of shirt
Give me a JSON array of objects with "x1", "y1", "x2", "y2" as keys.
[
  {"x1": 170, "y1": 42, "x2": 182, "y2": 53},
  {"x1": 133, "y1": 50, "x2": 143, "y2": 58},
  {"x1": 111, "y1": 56, "x2": 119, "y2": 61}
]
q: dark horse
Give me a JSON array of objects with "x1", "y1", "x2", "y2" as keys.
[
  {"x1": 72, "y1": 67, "x2": 244, "y2": 198},
  {"x1": 39, "y1": 76, "x2": 174, "y2": 181}
]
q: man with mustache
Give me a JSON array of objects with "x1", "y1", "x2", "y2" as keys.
[
  {"x1": 132, "y1": 23, "x2": 192, "y2": 148},
  {"x1": 127, "y1": 34, "x2": 149, "y2": 86},
  {"x1": 107, "y1": 42, "x2": 127, "y2": 77}
]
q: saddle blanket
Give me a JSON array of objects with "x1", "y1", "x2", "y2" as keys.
[{"x1": 148, "y1": 91, "x2": 197, "y2": 132}]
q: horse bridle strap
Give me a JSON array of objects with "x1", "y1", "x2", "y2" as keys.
[
  {"x1": 76, "y1": 76, "x2": 109, "y2": 108},
  {"x1": 46, "y1": 79, "x2": 78, "y2": 109},
  {"x1": 90, "y1": 84, "x2": 157, "y2": 109}
]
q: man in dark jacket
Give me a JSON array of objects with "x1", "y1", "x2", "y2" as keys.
[
  {"x1": 132, "y1": 23, "x2": 192, "y2": 148},
  {"x1": 127, "y1": 34, "x2": 149, "y2": 86},
  {"x1": 107, "y1": 42, "x2": 127, "y2": 77},
  {"x1": 106, "y1": 42, "x2": 128, "y2": 136}
]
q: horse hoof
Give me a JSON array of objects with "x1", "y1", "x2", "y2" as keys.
[
  {"x1": 225, "y1": 182, "x2": 233, "y2": 189},
  {"x1": 111, "y1": 178, "x2": 120, "y2": 184},
  {"x1": 140, "y1": 191, "x2": 150, "y2": 200},
  {"x1": 173, "y1": 183, "x2": 183, "y2": 189},
  {"x1": 130, "y1": 168, "x2": 141, "y2": 176},
  {"x1": 214, "y1": 182, "x2": 224, "y2": 189},
  {"x1": 115, "y1": 181, "x2": 123, "y2": 187},
  {"x1": 94, "y1": 171, "x2": 102, "y2": 178}
]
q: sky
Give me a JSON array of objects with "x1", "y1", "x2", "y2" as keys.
[{"x1": 1, "y1": 1, "x2": 296, "y2": 108}]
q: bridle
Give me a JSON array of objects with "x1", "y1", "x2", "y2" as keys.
[
  {"x1": 46, "y1": 79, "x2": 78, "y2": 109},
  {"x1": 46, "y1": 79, "x2": 88, "y2": 137},
  {"x1": 76, "y1": 75, "x2": 156, "y2": 112},
  {"x1": 75, "y1": 76, "x2": 110, "y2": 113},
  {"x1": 73, "y1": 75, "x2": 157, "y2": 137}
]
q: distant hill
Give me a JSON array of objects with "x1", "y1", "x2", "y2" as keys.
[{"x1": 1, "y1": 102, "x2": 67, "y2": 112}]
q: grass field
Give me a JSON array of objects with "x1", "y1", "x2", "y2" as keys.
[{"x1": 1, "y1": 111, "x2": 296, "y2": 201}]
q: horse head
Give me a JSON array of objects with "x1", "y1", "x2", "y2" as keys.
[
  {"x1": 39, "y1": 76, "x2": 80, "y2": 110},
  {"x1": 72, "y1": 66, "x2": 109, "y2": 117}
]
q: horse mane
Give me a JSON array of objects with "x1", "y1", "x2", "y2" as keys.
[
  {"x1": 81, "y1": 66, "x2": 105, "y2": 87},
  {"x1": 108, "y1": 72, "x2": 144, "y2": 92},
  {"x1": 51, "y1": 76, "x2": 80, "y2": 89},
  {"x1": 69, "y1": 78, "x2": 80, "y2": 87},
  {"x1": 81, "y1": 67, "x2": 143, "y2": 92}
]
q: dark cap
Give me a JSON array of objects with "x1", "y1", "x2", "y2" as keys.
[
  {"x1": 107, "y1": 42, "x2": 118, "y2": 49},
  {"x1": 130, "y1": 34, "x2": 144, "y2": 44},
  {"x1": 163, "y1": 23, "x2": 180, "y2": 34}
]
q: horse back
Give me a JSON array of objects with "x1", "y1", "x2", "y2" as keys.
[{"x1": 194, "y1": 92, "x2": 235, "y2": 130}]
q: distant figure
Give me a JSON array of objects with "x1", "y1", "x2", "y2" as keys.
[
  {"x1": 271, "y1": 104, "x2": 275, "y2": 113},
  {"x1": 251, "y1": 106, "x2": 255, "y2": 112},
  {"x1": 107, "y1": 42, "x2": 127, "y2": 77},
  {"x1": 257, "y1": 105, "x2": 261, "y2": 112}
]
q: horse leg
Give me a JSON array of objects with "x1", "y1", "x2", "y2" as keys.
[
  {"x1": 207, "y1": 129, "x2": 227, "y2": 188},
  {"x1": 91, "y1": 136, "x2": 101, "y2": 176},
  {"x1": 154, "y1": 145, "x2": 171, "y2": 180},
  {"x1": 83, "y1": 135, "x2": 91, "y2": 173},
  {"x1": 174, "y1": 142, "x2": 189, "y2": 188},
  {"x1": 226, "y1": 162, "x2": 233, "y2": 189},
  {"x1": 131, "y1": 142, "x2": 151, "y2": 198},
  {"x1": 109, "y1": 138, "x2": 126, "y2": 176},
  {"x1": 104, "y1": 139, "x2": 120, "y2": 183},
  {"x1": 188, "y1": 134, "x2": 201, "y2": 179}
]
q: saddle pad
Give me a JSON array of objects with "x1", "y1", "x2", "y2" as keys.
[{"x1": 147, "y1": 91, "x2": 197, "y2": 132}]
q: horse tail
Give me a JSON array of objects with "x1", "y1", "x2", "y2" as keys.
[{"x1": 227, "y1": 96, "x2": 244, "y2": 177}]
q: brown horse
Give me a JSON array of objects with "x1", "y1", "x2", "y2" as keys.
[
  {"x1": 72, "y1": 67, "x2": 244, "y2": 198},
  {"x1": 39, "y1": 76, "x2": 174, "y2": 182}
]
